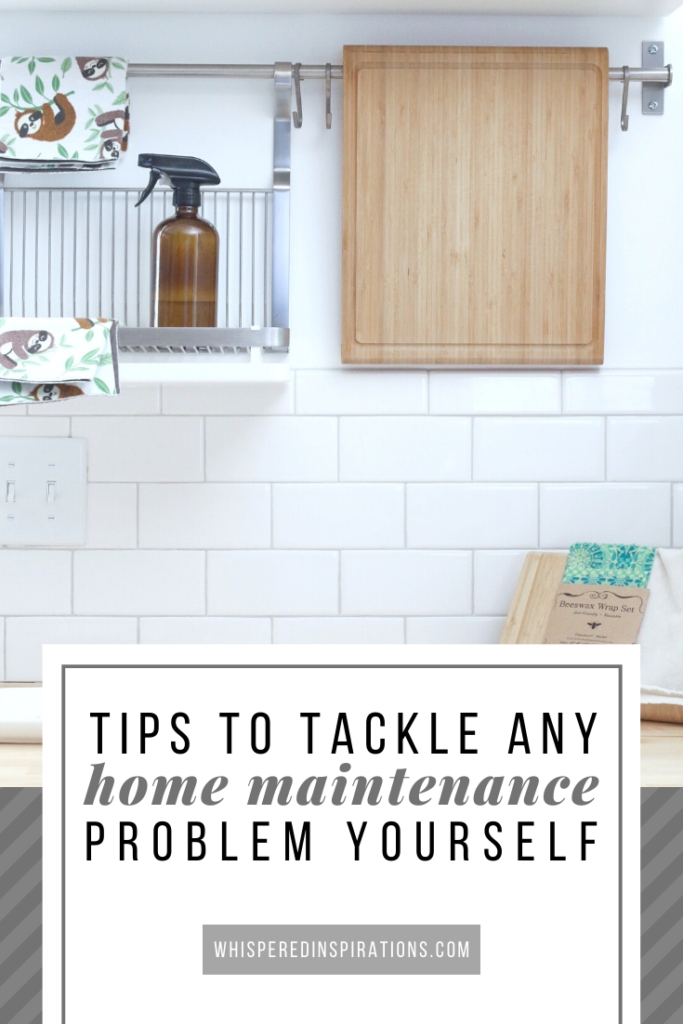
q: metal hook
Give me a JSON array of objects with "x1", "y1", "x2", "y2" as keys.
[
  {"x1": 620, "y1": 65, "x2": 630, "y2": 131},
  {"x1": 325, "y1": 63, "x2": 332, "y2": 129},
  {"x1": 292, "y1": 62, "x2": 303, "y2": 128}
]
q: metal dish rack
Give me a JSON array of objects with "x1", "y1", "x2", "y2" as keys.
[{"x1": 0, "y1": 61, "x2": 321, "y2": 382}]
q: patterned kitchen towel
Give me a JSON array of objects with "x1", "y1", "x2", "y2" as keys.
[
  {"x1": 0, "y1": 317, "x2": 119, "y2": 403},
  {"x1": 0, "y1": 56, "x2": 129, "y2": 170},
  {"x1": 639, "y1": 549, "x2": 683, "y2": 697},
  {"x1": 562, "y1": 543, "x2": 655, "y2": 588}
]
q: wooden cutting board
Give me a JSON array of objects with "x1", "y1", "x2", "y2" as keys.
[
  {"x1": 499, "y1": 552, "x2": 568, "y2": 644},
  {"x1": 342, "y1": 46, "x2": 609, "y2": 365}
]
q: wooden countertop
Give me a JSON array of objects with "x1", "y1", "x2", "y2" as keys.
[{"x1": 1, "y1": 724, "x2": 681, "y2": 788}]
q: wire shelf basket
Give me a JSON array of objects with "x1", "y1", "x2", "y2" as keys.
[{"x1": 2, "y1": 186, "x2": 281, "y2": 356}]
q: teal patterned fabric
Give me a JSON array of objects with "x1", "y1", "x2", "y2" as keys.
[{"x1": 562, "y1": 544, "x2": 656, "y2": 588}]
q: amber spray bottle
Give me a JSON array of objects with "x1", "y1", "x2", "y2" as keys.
[{"x1": 136, "y1": 154, "x2": 221, "y2": 327}]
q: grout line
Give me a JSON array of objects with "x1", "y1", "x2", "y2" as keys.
[{"x1": 204, "y1": 550, "x2": 208, "y2": 615}]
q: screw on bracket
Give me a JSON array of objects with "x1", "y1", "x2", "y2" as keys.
[
  {"x1": 649, "y1": 100, "x2": 659, "y2": 109},
  {"x1": 649, "y1": 44, "x2": 659, "y2": 54}
]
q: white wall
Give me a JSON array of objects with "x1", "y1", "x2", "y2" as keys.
[{"x1": 0, "y1": 10, "x2": 682, "y2": 676}]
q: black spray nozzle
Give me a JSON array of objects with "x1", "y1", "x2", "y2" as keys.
[{"x1": 135, "y1": 154, "x2": 221, "y2": 209}]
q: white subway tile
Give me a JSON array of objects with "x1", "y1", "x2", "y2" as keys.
[
  {"x1": 0, "y1": 418, "x2": 69, "y2": 436},
  {"x1": 86, "y1": 484, "x2": 137, "y2": 549},
  {"x1": 474, "y1": 418, "x2": 604, "y2": 481},
  {"x1": 0, "y1": 551, "x2": 71, "y2": 614},
  {"x1": 162, "y1": 383, "x2": 293, "y2": 415},
  {"x1": 564, "y1": 372, "x2": 683, "y2": 414},
  {"x1": 342, "y1": 551, "x2": 472, "y2": 615},
  {"x1": 406, "y1": 616, "x2": 505, "y2": 644},
  {"x1": 430, "y1": 372, "x2": 561, "y2": 415},
  {"x1": 273, "y1": 617, "x2": 405, "y2": 644},
  {"x1": 6, "y1": 617, "x2": 137, "y2": 682},
  {"x1": 139, "y1": 484, "x2": 271, "y2": 549},
  {"x1": 540, "y1": 484, "x2": 671, "y2": 548},
  {"x1": 29, "y1": 384, "x2": 160, "y2": 416},
  {"x1": 206, "y1": 417, "x2": 337, "y2": 482},
  {"x1": 208, "y1": 551, "x2": 339, "y2": 615},
  {"x1": 74, "y1": 551, "x2": 205, "y2": 614},
  {"x1": 72, "y1": 417, "x2": 204, "y2": 482},
  {"x1": 140, "y1": 617, "x2": 271, "y2": 644},
  {"x1": 273, "y1": 484, "x2": 404, "y2": 548},
  {"x1": 607, "y1": 417, "x2": 683, "y2": 481},
  {"x1": 675, "y1": 486, "x2": 683, "y2": 548},
  {"x1": 407, "y1": 484, "x2": 537, "y2": 548},
  {"x1": 296, "y1": 371, "x2": 427, "y2": 415},
  {"x1": 0, "y1": 405, "x2": 27, "y2": 416},
  {"x1": 340, "y1": 418, "x2": 471, "y2": 482},
  {"x1": 0, "y1": 621, "x2": 4, "y2": 680},
  {"x1": 473, "y1": 550, "x2": 531, "y2": 616}
]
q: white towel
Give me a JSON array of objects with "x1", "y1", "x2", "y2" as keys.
[
  {"x1": 639, "y1": 549, "x2": 683, "y2": 697},
  {"x1": 0, "y1": 317, "x2": 120, "y2": 403},
  {"x1": 0, "y1": 56, "x2": 129, "y2": 171}
]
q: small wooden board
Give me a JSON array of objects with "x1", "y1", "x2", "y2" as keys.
[
  {"x1": 499, "y1": 552, "x2": 567, "y2": 644},
  {"x1": 343, "y1": 46, "x2": 608, "y2": 365}
]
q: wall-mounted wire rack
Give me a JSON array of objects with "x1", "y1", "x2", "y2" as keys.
[
  {"x1": 0, "y1": 51, "x2": 673, "y2": 381},
  {"x1": 0, "y1": 60, "x2": 313, "y2": 382}
]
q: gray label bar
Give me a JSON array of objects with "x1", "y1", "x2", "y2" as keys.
[{"x1": 203, "y1": 925, "x2": 480, "y2": 975}]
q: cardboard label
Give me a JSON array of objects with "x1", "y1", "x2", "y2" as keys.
[{"x1": 543, "y1": 584, "x2": 649, "y2": 644}]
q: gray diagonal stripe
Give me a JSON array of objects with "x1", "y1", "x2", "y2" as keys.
[
  {"x1": 0, "y1": 793, "x2": 40, "y2": 851},
  {"x1": 0, "y1": 954, "x2": 41, "y2": 1022},
  {"x1": 0, "y1": 790, "x2": 42, "y2": 1024},
  {"x1": 642, "y1": 893, "x2": 683, "y2": 957},
  {"x1": 641, "y1": 790, "x2": 683, "y2": 848},
  {"x1": 642, "y1": 934, "x2": 683, "y2": 1000},
  {"x1": 642, "y1": 788, "x2": 680, "y2": 826},
  {"x1": 642, "y1": 974, "x2": 683, "y2": 1024},
  {"x1": 642, "y1": 849, "x2": 683, "y2": 913},
  {"x1": 5, "y1": 990, "x2": 41, "y2": 1024},
  {"x1": 0, "y1": 839, "x2": 41, "y2": 904},
  {"x1": 642, "y1": 804, "x2": 683, "y2": 870}
]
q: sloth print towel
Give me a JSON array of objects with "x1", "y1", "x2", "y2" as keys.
[
  {"x1": 0, "y1": 318, "x2": 120, "y2": 404},
  {"x1": 0, "y1": 57, "x2": 129, "y2": 170}
]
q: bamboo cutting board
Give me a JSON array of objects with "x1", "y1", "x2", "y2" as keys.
[
  {"x1": 342, "y1": 46, "x2": 608, "y2": 365},
  {"x1": 499, "y1": 552, "x2": 568, "y2": 644}
]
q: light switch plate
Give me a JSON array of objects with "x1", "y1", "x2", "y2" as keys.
[{"x1": 0, "y1": 437, "x2": 87, "y2": 546}]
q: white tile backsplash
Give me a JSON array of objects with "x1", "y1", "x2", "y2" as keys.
[
  {"x1": 675, "y1": 485, "x2": 683, "y2": 548},
  {"x1": 29, "y1": 384, "x2": 160, "y2": 416},
  {"x1": 163, "y1": 383, "x2": 294, "y2": 416},
  {"x1": 206, "y1": 417, "x2": 337, "y2": 481},
  {"x1": 208, "y1": 551, "x2": 339, "y2": 615},
  {"x1": 340, "y1": 418, "x2": 471, "y2": 481},
  {"x1": 563, "y1": 372, "x2": 683, "y2": 415},
  {"x1": 474, "y1": 417, "x2": 605, "y2": 481},
  {"x1": 430, "y1": 373, "x2": 561, "y2": 415},
  {"x1": 296, "y1": 371, "x2": 428, "y2": 415},
  {"x1": 473, "y1": 550, "x2": 532, "y2": 616},
  {"x1": 74, "y1": 551, "x2": 206, "y2": 615},
  {"x1": 540, "y1": 484, "x2": 671, "y2": 548},
  {"x1": 6, "y1": 617, "x2": 137, "y2": 681},
  {"x1": 0, "y1": 551, "x2": 72, "y2": 615},
  {"x1": 86, "y1": 484, "x2": 137, "y2": 549},
  {"x1": 139, "y1": 484, "x2": 271, "y2": 548},
  {"x1": 407, "y1": 484, "x2": 537, "y2": 548},
  {"x1": 273, "y1": 484, "x2": 404, "y2": 549},
  {"x1": 0, "y1": 418, "x2": 70, "y2": 436},
  {"x1": 341, "y1": 551, "x2": 472, "y2": 615},
  {"x1": 273, "y1": 617, "x2": 405, "y2": 644},
  {"x1": 607, "y1": 417, "x2": 683, "y2": 481},
  {"x1": 0, "y1": 364, "x2": 681, "y2": 674},
  {"x1": 406, "y1": 616, "x2": 506, "y2": 644},
  {"x1": 140, "y1": 617, "x2": 271, "y2": 644},
  {"x1": 73, "y1": 417, "x2": 204, "y2": 482}
]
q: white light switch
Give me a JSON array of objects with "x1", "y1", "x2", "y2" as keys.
[{"x1": 0, "y1": 438, "x2": 87, "y2": 546}]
